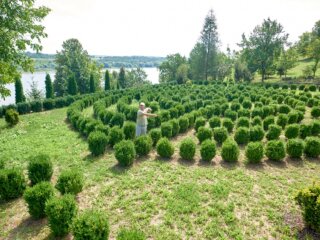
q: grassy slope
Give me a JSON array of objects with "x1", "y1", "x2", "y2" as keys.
[{"x1": 0, "y1": 108, "x2": 320, "y2": 239}]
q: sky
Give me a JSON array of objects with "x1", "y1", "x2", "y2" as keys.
[{"x1": 35, "y1": 0, "x2": 320, "y2": 57}]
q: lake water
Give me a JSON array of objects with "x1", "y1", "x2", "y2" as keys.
[{"x1": 0, "y1": 68, "x2": 159, "y2": 106}]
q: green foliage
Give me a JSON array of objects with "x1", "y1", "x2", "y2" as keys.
[
  {"x1": 109, "y1": 126, "x2": 125, "y2": 147},
  {"x1": 276, "y1": 114, "x2": 288, "y2": 129},
  {"x1": 27, "y1": 154, "x2": 53, "y2": 185},
  {"x1": 237, "y1": 117, "x2": 250, "y2": 128},
  {"x1": 116, "y1": 228, "x2": 146, "y2": 240},
  {"x1": 234, "y1": 127, "x2": 250, "y2": 145},
  {"x1": 196, "y1": 127, "x2": 212, "y2": 143},
  {"x1": 266, "y1": 124, "x2": 282, "y2": 140},
  {"x1": 45, "y1": 194, "x2": 78, "y2": 237},
  {"x1": 249, "y1": 125, "x2": 265, "y2": 141},
  {"x1": 88, "y1": 131, "x2": 108, "y2": 156},
  {"x1": 299, "y1": 124, "x2": 312, "y2": 139},
  {"x1": 311, "y1": 107, "x2": 320, "y2": 118},
  {"x1": 161, "y1": 122, "x2": 173, "y2": 138},
  {"x1": 195, "y1": 117, "x2": 206, "y2": 131},
  {"x1": 105, "y1": 70, "x2": 111, "y2": 91},
  {"x1": 24, "y1": 182, "x2": 55, "y2": 219},
  {"x1": 179, "y1": 138, "x2": 196, "y2": 161},
  {"x1": 5, "y1": 109, "x2": 19, "y2": 126},
  {"x1": 118, "y1": 67, "x2": 126, "y2": 88},
  {"x1": 263, "y1": 116, "x2": 275, "y2": 131},
  {"x1": 156, "y1": 137, "x2": 174, "y2": 158},
  {"x1": 304, "y1": 137, "x2": 320, "y2": 158},
  {"x1": 149, "y1": 128, "x2": 162, "y2": 146},
  {"x1": 221, "y1": 139, "x2": 240, "y2": 162},
  {"x1": 114, "y1": 140, "x2": 136, "y2": 167},
  {"x1": 72, "y1": 210, "x2": 110, "y2": 240},
  {"x1": 67, "y1": 75, "x2": 78, "y2": 96},
  {"x1": 123, "y1": 122, "x2": 136, "y2": 140},
  {"x1": 30, "y1": 100, "x2": 43, "y2": 112},
  {"x1": 265, "y1": 140, "x2": 286, "y2": 161},
  {"x1": 0, "y1": 159, "x2": 4, "y2": 169},
  {"x1": 55, "y1": 169, "x2": 84, "y2": 195},
  {"x1": 159, "y1": 53, "x2": 188, "y2": 83},
  {"x1": 251, "y1": 116, "x2": 262, "y2": 126},
  {"x1": 286, "y1": 139, "x2": 304, "y2": 158},
  {"x1": 170, "y1": 119, "x2": 180, "y2": 137},
  {"x1": 311, "y1": 120, "x2": 320, "y2": 136},
  {"x1": 285, "y1": 124, "x2": 300, "y2": 139},
  {"x1": 178, "y1": 116, "x2": 189, "y2": 133},
  {"x1": 222, "y1": 118, "x2": 234, "y2": 133},
  {"x1": 110, "y1": 112, "x2": 125, "y2": 128},
  {"x1": 209, "y1": 116, "x2": 221, "y2": 128},
  {"x1": 89, "y1": 73, "x2": 96, "y2": 93},
  {"x1": 213, "y1": 127, "x2": 228, "y2": 144},
  {"x1": 245, "y1": 142, "x2": 264, "y2": 163},
  {"x1": 45, "y1": 73, "x2": 54, "y2": 99},
  {"x1": 0, "y1": 168, "x2": 26, "y2": 201},
  {"x1": 200, "y1": 140, "x2": 216, "y2": 162},
  {"x1": 134, "y1": 135, "x2": 152, "y2": 156},
  {"x1": 15, "y1": 77, "x2": 26, "y2": 103},
  {"x1": 17, "y1": 102, "x2": 31, "y2": 114}
]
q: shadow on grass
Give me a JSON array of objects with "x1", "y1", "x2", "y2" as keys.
[
  {"x1": 108, "y1": 163, "x2": 130, "y2": 175},
  {"x1": 298, "y1": 227, "x2": 320, "y2": 240},
  {"x1": 265, "y1": 159, "x2": 288, "y2": 169},
  {"x1": 198, "y1": 159, "x2": 216, "y2": 167},
  {"x1": 245, "y1": 162, "x2": 265, "y2": 171},
  {"x1": 220, "y1": 160, "x2": 240, "y2": 170},
  {"x1": 286, "y1": 157, "x2": 304, "y2": 167},
  {"x1": 177, "y1": 157, "x2": 196, "y2": 167},
  {"x1": 83, "y1": 153, "x2": 105, "y2": 162},
  {"x1": 305, "y1": 156, "x2": 320, "y2": 165}
]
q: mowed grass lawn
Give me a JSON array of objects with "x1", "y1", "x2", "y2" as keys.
[{"x1": 1, "y1": 108, "x2": 320, "y2": 240}]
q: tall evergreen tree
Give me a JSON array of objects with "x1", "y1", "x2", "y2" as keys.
[
  {"x1": 104, "y1": 70, "x2": 111, "y2": 90},
  {"x1": 118, "y1": 67, "x2": 126, "y2": 88},
  {"x1": 67, "y1": 75, "x2": 78, "y2": 95},
  {"x1": 45, "y1": 73, "x2": 54, "y2": 98},
  {"x1": 89, "y1": 73, "x2": 96, "y2": 93},
  {"x1": 15, "y1": 77, "x2": 25, "y2": 103}
]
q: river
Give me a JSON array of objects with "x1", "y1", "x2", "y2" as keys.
[{"x1": 0, "y1": 68, "x2": 160, "y2": 106}]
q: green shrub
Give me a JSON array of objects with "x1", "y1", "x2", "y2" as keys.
[
  {"x1": 224, "y1": 109, "x2": 237, "y2": 121},
  {"x1": 27, "y1": 154, "x2": 53, "y2": 185},
  {"x1": 0, "y1": 159, "x2": 4, "y2": 169},
  {"x1": 287, "y1": 111, "x2": 299, "y2": 124},
  {"x1": 24, "y1": 182, "x2": 55, "y2": 219},
  {"x1": 156, "y1": 138, "x2": 174, "y2": 158},
  {"x1": 299, "y1": 124, "x2": 312, "y2": 139},
  {"x1": 245, "y1": 142, "x2": 264, "y2": 163},
  {"x1": 311, "y1": 107, "x2": 320, "y2": 118},
  {"x1": 249, "y1": 125, "x2": 265, "y2": 142},
  {"x1": 17, "y1": 102, "x2": 31, "y2": 114},
  {"x1": 123, "y1": 122, "x2": 136, "y2": 140},
  {"x1": 311, "y1": 120, "x2": 320, "y2": 136},
  {"x1": 5, "y1": 109, "x2": 19, "y2": 126},
  {"x1": 134, "y1": 135, "x2": 152, "y2": 156},
  {"x1": 161, "y1": 122, "x2": 173, "y2": 138},
  {"x1": 200, "y1": 140, "x2": 216, "y2": 162},
  {"x1": 110, "y1": 112, "x2": 125, "y2": 127},
  {"x1": 170, "y1": 119, "x2": 180, "y2": 137},
  {"x1": 109, "y1": 126, "x2": 125, "y2": 147},
  {"x1": 222, "y1": 118, "x2": 234, "y2": 133},
  {"x1": 276, "y1": 114, "x2": 288, "y2": 129},
  {"x1": 304, "y1": 137, "x2": 320, "y2": 158},
  {"x1": 278, "y1": 104, "x2": 290, "y2": 114},
  {"x1": 0, "y1": 168, "x2": 26, "y2": 201},
  {"x1": 213, "y1": 127, "x2": 228, "y2": 144},
  {"x1": 116, "y1": 228, "x2": 146, "y2": 240},
  {"x1": 179, "y1": 138, "x2": 196, "y2": 161},
  {"x1": 178, "y1": 116, "x2": 189, "y2": 133},
  {"x1": 295, "y1": 182, "x2": 320, "y2": 232},
  {"x1": 196, "y1": 126, "x2": 212, "y2": 143},
  {"x1": 221, "y1": 139, "x2": 240, "y2": 162},
  {"x1": 265, "y1": 140, "x2": 286, "y2": 161},
  {"x1": 251, "y1": 116, "x2": 262, "y2": 126},
  {"x1": 55, "y1": 169, "x2": 84, "y2": 195},
  {"x1": 30, "y1": 101, "x2": 43, "y2": 112},
  {"x1": 234, "y1": 127, "x2": 250, "y2": 145},
  {"x1": 195, "y1": 117, "x2": 206, "y2": 131},
  {"x1": 286, "y1": 139, "x2": 304, "y2": 158},
  {"x1": 88, "y1": 131, "x2": 108, "y2": 156},
  {"x1": 114, "y1": 140, "x2": 136, "y2": 166},
  {"x1": 237, "y1": 117, "x2": 250, "y2": 128},
  {"x1": 149, "y1": 128, "x2": 162, "y2": 146},
  {"x1": 263, "y1": 116, "x2": 275, "y2": 131},
  {"x1": 285, "y1": 124, "x2": 300, "y2": 139},
  {"x1": 43, "y1": 99, "x2": 55, "y2": 110},
  {"x1": 72, "y1": 210, "x2": 110, "y2": 240},
  {"x1": 209, "y1": 116, "x2": 221, "y2": 129},
  {"x1": 45, "y1": 194, "x2": 78, "y2": 237},
  {"x1": 266, "y1": 124, "x2": 282, "y2": 140}
]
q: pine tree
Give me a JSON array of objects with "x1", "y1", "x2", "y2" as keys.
[
  {"x1": 67, "y1": 75, "x2": 78, "y2": 95},
  {"x1": 15, "y1": 77, "x2": 25, "y2": 103},
  {"x1": 104, "y1": 70, "x2": 111, "y2": 91},
  {"x1": 45, "y1": 73, "x2": 54, "y2": 98},
  {"x1": 89, "y1": 73, "x2": 96, "y2": 93},
  {"x1": 118, "y1": 67, "x2": 126, "y2": 88}
]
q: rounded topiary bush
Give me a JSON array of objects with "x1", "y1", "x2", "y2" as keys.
[
  {"x1": 245, "y1": 142, "x2": 264, "y2": 163},
  {"x1": 116, "y1": 228, "x2": 146, "y2": 240},
  {"x1": 178, "y1": 116, "x2": 189, "y2": 133},
  {"x1": 88, "y1": 131, "x2": 108, "y2": 156},
  {"x1": 134, "y1": 135, "x2": 152, "y2": 156},
  {"x1": 179, "y1": 138, "x2": 196, "y2": 161},
  {"x1": 249, "y1": 125, "x2": 265, "y2": 142},
  {"x1": 222, "y1": 118, "x2": 234, "y2": 133},
  {"x1": 288, "y1": 111, "x2": 299, "y2": 124},
  {"x1": 72, "y1": 210, "x2": 110, "y2": 240},
  {"x1": 209, "y1": 117, "x2": 221, "y2": 129},
  {"x1": 110, "y1": 112, "x2": 125, "y2": 127},
  {"x1": 221, "y1": 139, "x2": 240, "y2": 162},
  {"x1": 114, "y1": 140, "x2": 136, "y2": 167},
  {"x1": 24, "y1": 182, "x2": 55, "y2": 219},
  {"x1": 45, "y1": 194, "x2": 78, "y2": 237},
  {"x1": 234, "y1": 127, "x2": 250, "y2": 145},
  {"x1": 161, "y1": 122, "x2": 173, "y2": 138},
  {"x1": 266, "y1": 124, "x2": 282, "y2": 140},
  {"x1": 304, "y1": 137, "x2": 320, "y2": 158},
  {"x1": 196, "y1": 126, "x2": 212, "y2": 143},
  {"x1": 311, "y1": 120, "x2": 320, "y2": 136},
  {"x1": 156, "y1": 137, "x2": 174, "y2": 158},
  {"x1": 285, "y1": 124, "x2": 300, "y2": 139},
  {"x1": 123, "y1": 122, "x2": 136, "y2": 140},
  {"x1": 149, "y1": 128, "x2": 162, "y2": 146},
  {"x1": 30, "y1": 101, "x2": 43, "y2": 112},
  {"x1": 286, "y1": 139, "x2": 304, "y2": 158},
  {"x1": 251, "y1": 116, "x2": 262, "y2": 126},
  {"x1": 200, "y1": 140, "x2": 216, "y2": 162},
  {"x1": 276, "y1": 114, "x2": 288, "y2": 129},
  {"x1": 213, "y1": 127, "x2": 228, "y2": 144},
  {"x1": 237, "y1": 117, "x2": 250, "y2": 128},
  {"x1": 195, "y1": 117, "x2": 206, "y2": 131},
  {"x1": 109, "y1": 126, "x2": 125, "y2": 147},
  {"x1": 5, "y1": 109, "x2": 19, "y2": 126},
  {"x1": 263, "y1": 116, "x2": 275, "y2": 131},
  {"x1": 224, "y1": 109, "x2": 237, "y2": 121},
  {"x1": 311, "y1": 107, "x2": 320, "y2": 118},
  {"x1": 265, "y1": 140, "x2": 286, "y2": 161},
  {"x1": 27, "y1": 154, "x2": 53, "y2": 185},
  {"x1": 0, "y1": 168, "x2": 26, "y2": 201},
  {"x1": 55, "y1": 169, "x2": 84, "y2": 195},
  {"x1": 170, "y1": 119, "x2": 180, "y2": 137},
  {"x1": 0, "y1": 159, "x2": 4, "y2": 169},
  {"x1": 300, "y1": 124, "x2": 312, "y2": 139}
]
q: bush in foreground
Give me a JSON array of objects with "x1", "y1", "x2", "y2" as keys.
[
  {"x1": 221, "y1": 139, "x2": 239, "y2": 163},
  {"x1": 123, "y1": 122, "x2": 136, "y2": 140},
  {"x1": 27, "y1": 154, "x2": 53, "y2": 185},
  {"x1": 72, "y1": 210, "x2": 110, "y2": 240},
  {"x1": 234, "y1": 127, "x2": 250, "y2": 145},
  {"x1": 285, "y1": 124, "x2": 300, "y2": 139},
  {"x1": 286, "y1": 139, "x2": 304, "y2": 158},
  {"x1": 195, "y1": 117, "x2": 206, "y2": 131},
  {"x1": 304, "y1": 137, "x2": 320, "y2": 158},
  {"x1": 149, "y1": 128, "x2": 162, "y2": 146},
  {"x1": 134, "y1": 135, "x2": 152, "y2": 156},
  {"x1": 200, "y1": 140, "x2": 216, "y2": 162},
  {"x1": 88, "y1": 131, "x2": 108, "y2": 156},
  {"x1": 116, "y1": 228, "x2": 146, "y2": 240},
  {"x1": 196, "y1": 126, "x2": 212, "y2": 143},
  {"x1": 266, "y1": 124, "x2": 282, "y2": 140},
  {"x1": 55, "y1": 169, "x2": 84, "y2": 195},
  {"x1": 245, "y1": 142, "x2": 264, "y2": 163},
  {"x1": 161, "y1": 122, "x2": 173, "y2": 138},
  {"x1": 109, "y1": 126, "x2": 125, "y2": 147},
  {"x1": 213, "y1": 127, "x2": 228, "y2": 144},
  {"x1": 179, "y1": 138, "x2": 196, "y2": 161},
  {"x1": 156, "y1": 138, "x2": 174, "y2": 158},
  {"x1": 45, "y1": 194, "x2": 78, "y2": 237},
  {"x1": 5, "y1": 109, "x2": 19, "y2": 126},
  {"x1": 0, "y1": 168, "x2": 26, "y2": 201},
  {"x1": 178, "y1": 116, "x2": 189, "y2": 133},
  {"x1": 249, "y1": 125, "x2": 265, "y2": 142},
  {"x1": 114, "y1": 140, "x2": 136, "y2": 167},
  {"x1": 265, "y1": 140, "x2": 286, "y2": 161}
]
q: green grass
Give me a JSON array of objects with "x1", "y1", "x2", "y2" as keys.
[{"x1": 1, "y1": 108, "x2": 320, "y2": 239}]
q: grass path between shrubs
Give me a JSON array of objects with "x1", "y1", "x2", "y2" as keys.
[{"x1": 1, "y1": 108, "x2": 320, "y2": 239}]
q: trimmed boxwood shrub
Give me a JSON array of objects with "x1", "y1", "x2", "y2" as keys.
[
  {"x1": 266, "y1": 124, "x2": 282, "y2": 140},
  {"x1": 179, "y1": 138, "x2": 196, "y2": 161},
  {"x1": 109, "y1": 126, "x2": 125, "y2": 147},
  {"x1": 311, "y1": 107, "x2": 320, "y2": 118},
  {"x1": 234, "y1": 127, "x2": 250, "y2": 145},
  {"x1": 245, "y1": 142, "x2": 264, "y2": 163},
  {"x1": 0, "y1": 159, "x2": 4, "y2": 169},
  {"x1": 213, "y1": 127, "x2": 228, "y2": 144},
  {"x1": 123, "y1": 122, "x2": 136, "y2": 140},
  {"x1": 276, "y1": 114, "x2": 288, "y2": 129},
  {"x1": 134, "y1": 135, "x2": 152, "y2": 156},
  {"x1": 249, "y1": 125, "x2": 265, "y2": 142},
  {"x1": 263, "y1": 116, "x2": 275, "y2": 131},
  {"x1": 156, "y1": 137, "x2": 174, "y2": 158},
  {"x1": 30, "y1": 101, "x2": 43, "y2": 112},
  {"x1": 149, "y1": 128, "x2": 161, "y2": 146},
  {"x1": 88, "y1": 131, "x2": 108, "y2": 156},
  {"x1": 285, "y1": 124, "x2": 300, "y2": 139},
  {"x1": 287, "y1": 111, "x2": 299, "y2": 124},
  {"x1": 43, "y1": 99, "x2": 55, "y2": 110},
  {"x1": 221, "y1": 139, "x2": 240, "y2": 162},
  {"x1": 200, "y1": 140, "x2": 216, "y2": 162},
  {"x1": 286, "y1": 139, "x2": 304, "y2": 158},
  {"x1": 114, "y1": 140, "x2": 136, "y2": 166},
  {"x1": 304, "y1": 137, "x2": 320, "y2": 158},
  {"x1": 161, "y1": 122, "x2": 173, "y2": 138},
  {"x1": 224, "y1": 109, "x2": 237, "y2": 121},
  {"x1": 209, "y1": 116, "x2": 221, "y2": 129},
  {"x1": 178, "y1": 116, "x2": 189, "y2": 133},
  {"x1": 5, "y1": 109, "x2": 19, "y2": 126},
  {"x1": 45, "y1": 194, "x2": 78, "y2": 237},
  {"x1": 170, "y1": 119, "x2": 180, "y2": 137},
  {"x1": 237, "y1": 117, "x2": 250, "y2": 128},
  {"x1": 110, "y1": 112, "x2": 125, "y2": 127},
  {"x1": 0, "y1": 168, "x2": 26, "y2": 200},
  {"x1": 72, "y1": 210, "x2": 110, "y2": 240},
  {"x1": 55, "y1": 169, "x2": 84, "y2": 195},
  {"x1": 116, "y1": 228, "x2": 146, "y2": 240},
  {"x1": 222, "y1": 118, "x2": 234, "y2": 133},
  {"x1": 311, "y1": 120, "x2": 320, "y2": 136},
  {"x1": 24, "y1": 182, "x2": 55, "y2": 219},
  {"x1": 278, "y1": 104, "x2": 290, "y2": 114},
  {"x1": 195, "y1": 117, "x2": 206, "y2": 131},
  {"x1": 196, "y1": 126, "x2": 212, "y2": 143},
  {"x1": 265, "y1": 140, "x2": 286, "y2": 161},
  {"x1": 17, "y1": 102, "x2": 31, "y2": 114},
  {"x1": 27, "y1": 154, "x2": 53, "y2": 185},
  {"x1": 251, "y1": 116, "x2": 262, "y2": 126},
  {"x1": 299, "y1": 124, "x2": 312, "y2": 139}
]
